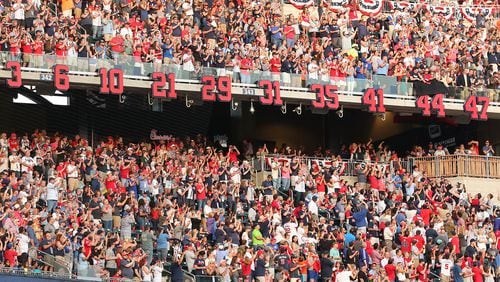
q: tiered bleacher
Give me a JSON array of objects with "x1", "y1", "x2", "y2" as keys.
[{"x1": 0, "y1": 130, "x2": 499, "y2": 281}]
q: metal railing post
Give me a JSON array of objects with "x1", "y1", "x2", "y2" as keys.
[
  {"x1": 435, "y1": 156, "x2": 440, "y2": 178},
  {"x1": 464, "y1": 155, "x2": 469, "y2": 177},
  {"x1": 486, "y1": 156, "x2": 490, "y2": 178}
]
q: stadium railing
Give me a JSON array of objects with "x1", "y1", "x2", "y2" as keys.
[
  {"x1": 409, "y1": 154, "x2": 500, "y2": 179},
  {"x1": 257, "y1": 153, "x2": 500, "y2": 179},
  {"x1": 255, "y1": 154, "x2": 414, "y2": 176},
  {"x1": 0, "y1": 266, "x2": 73, "y2": 280},
  {"x1": 3, "y1": 52, "x2": 499, "y2": 102},
  {"x1": 29, "y1": 246, "x2": 73, "y2": 276}
]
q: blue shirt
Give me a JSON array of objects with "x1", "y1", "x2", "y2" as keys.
[
  {"x1": 162, "y1": 44, "x2": 174, "y2": 59},
  {"x1": 452, "y1": 264, "x2": 463, "y2": 282},
  {"x1": 270, "y1": 26, "x2": 282, "y2": 40},
  {"x1": 396, "y1": 212, "x2": 406, "y2": 226},
  {"x1": 157, "y1": 233, "x2": 169, "y2": 249},
  {"x1": 353, "y1": 208, "x2": 368, "y2": 227},
  {"x1": 355, "y1": 66, "x2": 366, "y2": 79},
  {"x1": 344, "y1": 232, "x2": 356, "y2": 247}
]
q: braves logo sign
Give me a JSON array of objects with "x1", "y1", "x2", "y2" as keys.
[
  {"x1": 425, "y1": 5, "x2": 454, "y2": 20},
  {"x1": 288, "y1": 0, "x2": 314, "y2": 9},
  {"x1": 460, "y1": 6, "x2": 494, "y2": 22},
  {"x1": 358, "y1": 0, "x2": 383, "y2": 16},
  {"x1": 388, "y1": 1, "x2": 421, "y2": 12},
  {"x1": 323, "y1": 0, "x2": 348, "y2": 12}
]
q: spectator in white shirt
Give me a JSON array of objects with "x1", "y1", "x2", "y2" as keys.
[
  {"x1": 308, "y1": 196, "x2": 319, "y2": 221},
  {"x1": 46, "y1": 177, "x2": 61, "y2": 213}
]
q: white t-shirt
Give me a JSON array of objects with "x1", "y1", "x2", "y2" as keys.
[
  {"x1": 91, "y1": 10, "x2": 102, "y2": 26},
  {"x1": 294, "y1": 176, "x2": 305, "y2": 193},
  {"x1": 9, "y1": 155, "x2": 21, "y2": 172},
  {"x1": 335, "y1": 270, "x2": 352, "y2": 282},
  {"x1": 67, "y1": 164, "x2": 79, "y2": 178},
  {"x1": 13, "y1": 3, "x2": 25, "y2": 20},
  {"x1": 308, "y1": 200, "x2": 318, "y2": 215},
  {"x1": 308, "y1": 62, "x2": 319, "y2": 79},
  {"x1": 182, "y1": 1, "x2": 193, "y2": 16},
  {"x1": 46, "y1": 182, "x2": 59, "y2": 201},
  {"x1": 21, "y1": 156, "x2": 35, "y2": 172},
  {"x1": 0, "y1": 155, "x2": 8, "y2": 172},
  {"x1": 283, "y1": 222, "x2": 298, "y2": 238},
  {"x1": 182, "y1": 54, "x2": 194, "y2": 71},
  {"x1": 16, "y1": 233, "x2": 30, "y2": 253},
  {"x1": 440, "y1": 259, "x2": 453, "y2": 277},
  {"x1": 229, "y1": 166, "x2": 241, "y2": 184}
]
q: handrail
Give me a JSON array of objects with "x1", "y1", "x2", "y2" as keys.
[
  {"x1": 0, "y1": 266, "x2": 73, "y2": 279},
  {"x1": 30, "y1": 247, "x2": 73, "y2": 275},
  {"x1": 47, "y1": 2, "x2": 58, "y2": 18},
  {"x1": 257, "y1": 154, "x2": 414, "y2": 177},
  {"x1": 410, "y1": 155, "x2": 500, "y2": 179}
]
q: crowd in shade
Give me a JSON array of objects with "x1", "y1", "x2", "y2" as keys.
[
  {"x1": 0, "y1": 0, "x2": 499, "y2": 97},
  {"x1": 0, "y1": 129, "x2": 498, "y2": 282}
]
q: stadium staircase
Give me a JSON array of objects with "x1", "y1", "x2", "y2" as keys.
[{"x1": 29, "y1": 247, "x2": 73, "y2": 276}]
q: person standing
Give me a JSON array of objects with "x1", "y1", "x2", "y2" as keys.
[{"x1": 46, "y1": 177, "x2": 61, "y2": 214}]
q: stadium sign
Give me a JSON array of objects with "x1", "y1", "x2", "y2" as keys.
[
  {"x1": 150, "y1": 129, "x2": 171, "y2": 141},
  {"x1": 2, "y1": 61, "x2": 493, "y2": 121}
]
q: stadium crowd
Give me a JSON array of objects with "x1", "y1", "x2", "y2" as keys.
[
  {"x1": 0, "y1": 0, "x2": 499, "y2": 97},
  {"x1": 0, "y1": 129, "x2": 498, "y2": 282}
]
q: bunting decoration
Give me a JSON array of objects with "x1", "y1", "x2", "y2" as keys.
[
  {"x1": 358, "y1": 0, "x2": 384, "y2": 16},
  {"x1": 425, "y1": 4, "x2": 454, "y2": 20},
  {"x1": 288, "y1": 0, "x2": 314, "y2": 9},
  {"x1": 388, "y1": 1, "x2": 421, "y2": 12},
  {"x1": 460, "y1": 6, "x2": 495, "y2": 22},
  {"x1": 323, "y1": 0, "x2": 349, "y2": 12}
]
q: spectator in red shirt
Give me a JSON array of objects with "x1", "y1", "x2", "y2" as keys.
[
  {"x1": 384, "y1": 258, "x2": 397, "y2": 282},
  {"x1": 54, "y1": 38, "x2": 67, "y2": 65},
  {"x1": 109, "y1": 33, "x2": 125, "y2": 61},
  {"x1": 195, "y1": 178, "x2": 206, "y2": 211},
  {"x1": 270, "y1": 52, "x2": 281, "y2": 73},
  {"x1": 20, "y1": 34, "x2": 33, "y2": 67},
  {"x1": 4, "y1": 243, "x2": 18, "y2": 267}
]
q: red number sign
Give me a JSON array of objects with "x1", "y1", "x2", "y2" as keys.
[
  {"x1": 6, "y1": 61, "x2": 22, "y2": 88},
  {"x1": 201, "y1": 76, "x2": 232, "y2": 102},
  {"x1": 415, "y1": 94, "x2": 445, "y2": 118},
  {"x1": 362, "y1": 88, "x2": 385, "y2": 113},
  {"x1": 258, "y1": 80, "x2": 282, "y2": 105},
  {"x1": 464, "y1": 96, "x2": 489, "y2": 121},
  {"x1": 216, "y1": 76, "x2": 231, "y2": 102},
  {"x1": 310, "y1": 84, "x2": 339, "y2": 110},
  {"x1": 151, "y1": 72, "x2": 176, "y2": 99},
  {"x1": 54, "y1": 64, "x2": 70, "y2": 91},
  {"x1": 99, "y1": 68, "x2": 124, "y2": 95},
  {"x1": 201, "y1": 76, "x2": 216, "y2": 101}
]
